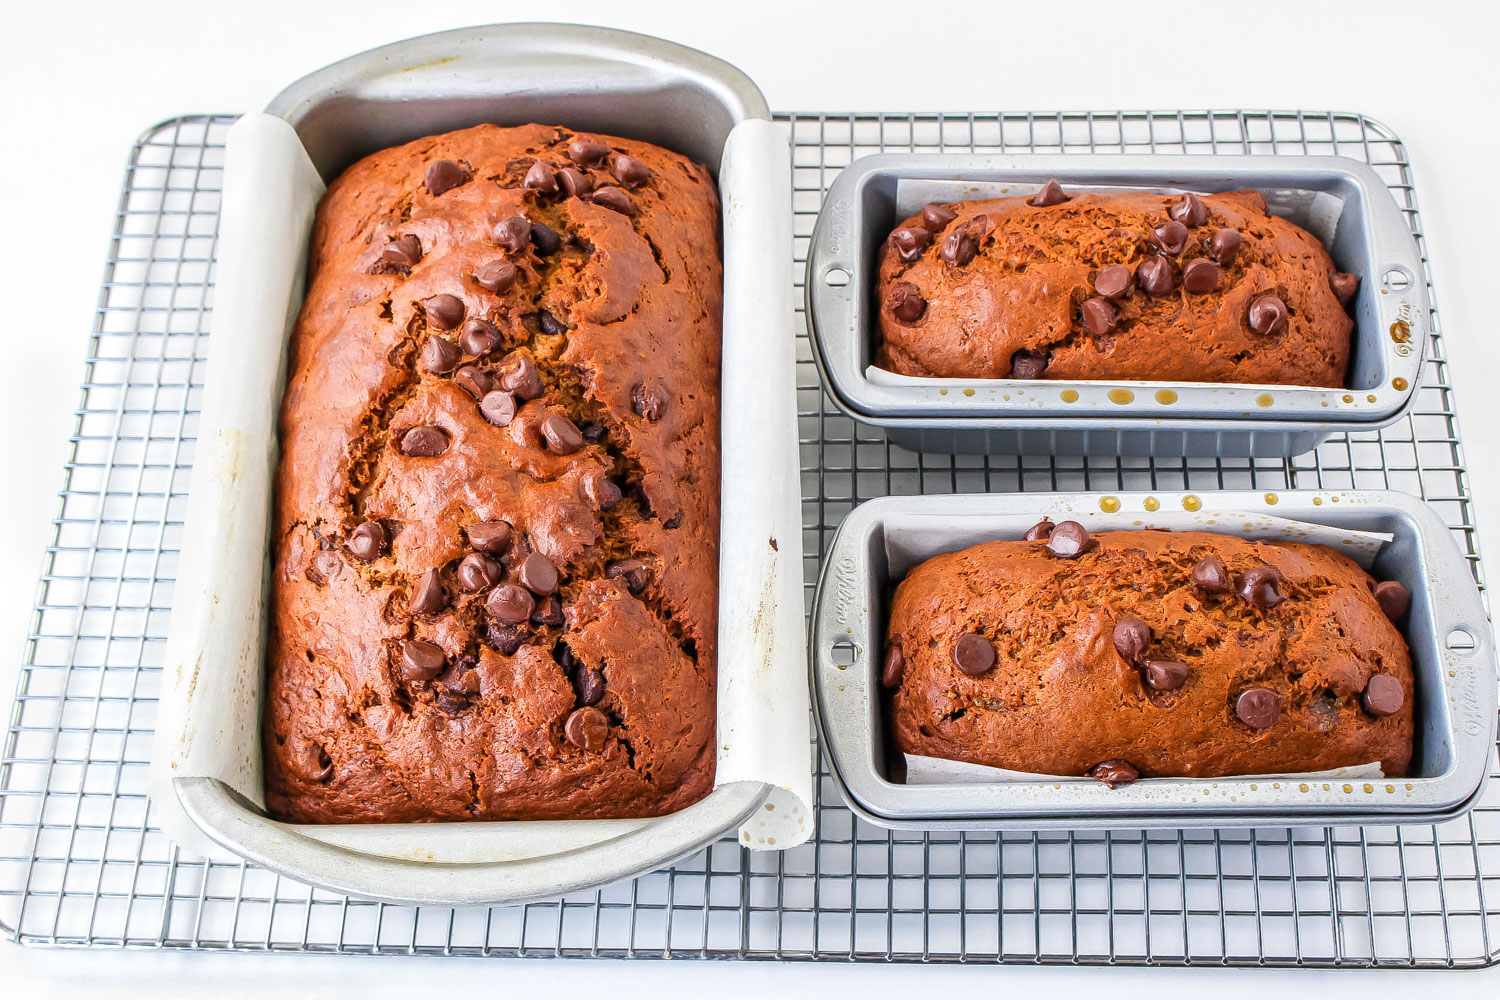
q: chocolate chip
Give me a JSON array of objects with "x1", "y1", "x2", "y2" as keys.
[
  {"x1": 293, "y1": 739, "x2": 334, "y2": 782},
  {"x1": 1238, "y1": 565, "x2": 1285, "y2": 607},
  {"x1": 1089, "y1": 759, "x2": 1139, "y2": 788},
  {"x1": 567, "y1": 140, "x2": 610, "y2": 167},
  {"x1": 541, "y1": 413, "x2": 584, "y2": 454},
  {"x1": 1181, "y1": 258, "x2": 1220, "y2": 294},
  {"x1": 920, "y1": 204, "x2": 958, "y2": 230},
  {"x1": 492, "y1": 216, "x2": 531, "y2": 253},
  {"x1": 499, "y1": 357, "x2": 544, "y2": 401},
  {"x1": 399, "y1": 426, "x2": 449, "y2": 457},
  {"x1": 453, "y1": 366, "x2": 493, "y2": 399},
  {"x1": 1362, "y1": 673, "x2": 1404, "y2": 717},
  {"x1": 378, "y1": 235, "x2": 422, "y2": 272},
  {"x1": 1045, "y1": 521, "x2": 1093, "y2": 559},
  {"x1": 1169, "y1": 192, "x2": 1207, "y2": 228},
  {"x1": 591, "y1": 186, "x2": 636, "y2": 215},
  {"x1": 485, "y1": 621, "x2": 531, "y2": 655},
  {"x1": 1152, "y1": 220, "x2": 1190, "y2": 256},
  {"x1": 1112, "y1": 616, "x2": 1152, "y2": 663},
  {"x1": 1137, "y1": 256, "x2": 1175, "y2": 296},
  {"x1": 631, "y1": 382, "x2": 666, "y2": 421},
  {"x1": 558, "y1": 166, "x2": 593, "y2": 198},
  {"x1": 400, "y1": 639, "x2": 447, "y2": 681},
  {"x1": 1094, "y1": 264, "x2": 1135, "y2": 299},
  {"x1": 887, "y1": 281, "x2": 927, "y2": 322},
  {"x1": 1248, "y1": 294, "x2": 1289, "y2": 335},
  {"x1": 606, "y1": 558, "x2": 650, "y2": 593},
  {"x1": 424, "y1": 294, "x2": 465, "y2": 330},
  {"x1": 530, "y1": 222, "x2": 563, "y2": 255},
  {"x1": 346, "y1": 521, "x2": 386, "y2": 562},
  {"x1": 1030, "y1": 179, "x2": 1068, "y2": 207},
  {"x1": 1234, "y1": 687, "x2": 1282, "y2": 729},
  {"x1": 881, "y1": 644, "x2": 905, "y2": 688},
  {"x1": 456, "y1": 552, "x2": 501, "y2": 592},
  {"x1": 466, "y1": 520, "x2": 512, "y2": 554},
  {"x1": 1144, "y1": 659, "x2": 1189, "y2": 691},
  {"x1": 474, "y1": 259, "x2": 518, "y2": 294},
  {"x1": 890, "y1": 226, "x2": 933, "y2": 262},
  {"x1": 420, "y1": 337, "x2": 461, "y2": 374},
  {"x1": 518, "y1": 552, "x2": 559, "y2": 595},
  {"x1": 1010, "y1": 348, "x2": 1049, "y2": 379},
  {"x1": 434, "y1": 688, "x2": 472, "y2": 714},
  {"x1": 1081, "y1": 297, "x2": 1118, "y2": 335},
  {"x1": 460, "y1": 319, "x2": 501, "y2": 357},
  {"x1": 308, "y1": 550, "x2": 342, "y2": 585},
  {"x1": 574, "y1": 665, "x2": 606, "y2": 706},
  {"x1": 485, "y1": 584, "x2": 534, "y2": 623},
  {"x1": 424, "y1": 160, "x2": 468, "y2": 196},
  {"x1": 479, "y1": 390, "x2": 517, "y2": 427},
  {"x1": 1207, "y1": 228, "x2": 1241, "y2": 265},
  {"x1": 1330, "y1": 271, "x2": 1360, "y2": 307},
  {"x1": 537, "y1": 310, "x2": 568, "y2": 337},
  {"x1": 1374, "y1": 580, "x2": 1410, "y2": 620},
  {"x1": 523, "y1": 160, "x2": 558, "y2": 194},
  {"x1": 1024, "y1": 518, "x2": 1055, "y2": 541},
  {"x1": 939, "y1": 223, "x2": 980, "y2": 266},
  {"x1": 581, "y1": 422, "x2": 607, "y2": 443},
  {"x1": 583, "y1": 473, "x2": 622, "y2": 510},
  {"x1": 952, "y1": 632, "x2": 996, "y2": 676},
  {"x1": 530, "y1": 594, "x2": 564, "y2": 626},
  {"x1": 410, "y1": 568, "x2": 447, "y2": 615},
  {"x1": 611, "y1": 154, "x2": 652, "y2": 188},
  {"x1": 1190, "y1": 555, "x2": 1231, "y2": 593},
  {"x1": 564, "y1": 706, "x2": 609, "y2": 750}
]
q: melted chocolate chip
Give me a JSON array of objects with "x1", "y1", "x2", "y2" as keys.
[
  {"x1": 611, "y1": 154, "x2": 652, "y2": 188},
  {"x1": 293, "y1": 739, "x2": 334, "y2": 782},
  {"x1": 920, "y1": 204, "x2": 958, "y2": 230},
  {"x1": 1207, "y1": 228, "x2": 1241, "y2": 265},
  {"x1": 1024, "y1": 518, "x2": 1055, "y2": 541},
  {"x1": 583, "y1": 473, "x2": 622, "y2": 510},
  {"x1": 485, "y1": 621, "x2": 531, "y2": 655},
  {"x1": 891, "y1": 226, "x2": 933, "y2": 262},
  {"x1": 378, "y1": 235, "x2": 422, "y2": 272},
  {"x1": 581, "y1": 422, "x2": 607, "y2": 443},
  {"x1": 518, "y1": 552, "x2": 559, "y2": 595},
  {"x1": 1234, "y1": 687, "x2": 1282, "y2": 729},
  {"x1": 460, "y1": 318, "x2": 501, "y2": 356},
  {"x1": 952, "y1": 632, "x2": 996, "y2": 676},
  {"x1": 541, "y1": 413, "x2": 584, "y2": 454},
  {"x1": 424, "y1": 294, "x2": 465, "y2": 330},
  {"x1": 1362, "y1": 673, "x2": 1404, "y2": 717},
  {"x1": 453, "y1": 366, "x2": 493, "y2": 399},
  {"x1": 574, "y1": 665, "x2": 606, "y2": 706},
  {"x1": 1089, "y1": 760, "x2": 1139, "y2": 788},
  {"x1": 1112, "y1": 616, "x2": 1152, "y2": 663},
  {"x1": 606, "y1": 558, "x2": 650, "y2": 593},
  {"x1": 1169, "y1": 192, "x2": 1207, "y2": 228},
  {"x1": 567, "y1": 140, "x2": 611, "y2": 167},
  {"x1": 456, "y1": 552, "x2": 501, "y2": 592},
  {"x1": 424, "y1": 160, "x2": 468, "y2": 196},
  {"x1": 1152, "y1": 220, "x2": 1190, "y2": 256},
  {"x1": 420, "y1": 337, "x2": 461, "y2": 374},
  {"x1": 1045, "y1": 521, "x2": 1092, "y2": 559},
  {"x1": 410, "y1": 568, "x2": 447, "y2": 615},
  {"x1": 346, "y1": 521, "x2": 386, "y2": 562},
  {"x1": 939, "y1": 222, "x2": 980, "y2": 266},
  {"x1": 530, "y1": 594, "x2": 564, "y2": 626},
  {"x1": 1137, "y1": 256, "x2": 1175, "y2": 296},
  {"x1": 564, "y1": 706, "x2": 609, "y2": 750},
  {"x1": 1010, "y1": 348, "x2": 1049, "y2": 379},
  {"x1": 1030, "y1": 179, "x2": 1069, "y2": 207},
  {"x1": 399, "y1": 426, "x2": 449, "y2": 457},
  {"x1": 486, "y1": 584, "x2": 534, "y2": 624},
  {"x1": 1330, "y1": 271, "x2": 1360, "y2": 307},
  {"x1": 1144, "y1": 659, "x2": 1189, "y2": 691},
  {"x1": 479, "y1": 390, "x2": 517, "y2": 427},
  {"x1": 881, "y1": 644, "x2": 905, "y2": 689},
  {"x1": 1190, "y1": 554, "x2": 1231, "y2": 593},
  {"x1": 400, "y1": 639, "x2": 447, "y2": 681},
  {"x1": 1238, "y1": 565, "x2": 1286, "y2": 607},
  {"x1": 473, "y1": 259, "x2": 518, "y2": 295},
  {"x1": 1181, "y1": 258, "x2": 1220, "y2": 294},
  {"x1": 1094, "y1": 264, "x2": 1135, "y2": 299},
  {"x1": 591, "y1": 186, "x2": 636, "y2": 215},
  {"x1": 499, "y1": 357, "x2": 544, "y2": 401},
  {"x1": 492, "y1": 216, "x2": 531, "y2": 253},
  {"x1": 1373, "y1": 580, "x2": 1410, "y2": 620},
  {"x1": 1248, "y1": 294, "x2": 1289, "y2": 335},
  {"x1": 523, "y1": 160, "x2": 558, "y2": 194},
  {"x1": 466, "y1": 520, "x2": 512, "y2": 554},
  {"x1": 558, "y1": 166, "x2": 593, "y2": 198},
  {"x1": 1081, "y1": 296, "x2": 1118, "y2": 335},
  {"x1": 530, "y1": 222, "x2": 563, "y2": 255},
  {"x1": 887, "y1": 281, "x2": 927, "y2": 322},
  {"x1": 631, "y1": 382, "x2": 666, "y2": 421}
]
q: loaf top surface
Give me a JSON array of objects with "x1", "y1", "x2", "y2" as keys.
[
  {"x1": 887, "y1": 528, "x2": 1414, "y2": 779},
  {"x1": 876, "y1": 187, "x2": 1355, "y2": 386},
  {"x1": 265, "y1": 123, "x2": 722, "y2": 823}
]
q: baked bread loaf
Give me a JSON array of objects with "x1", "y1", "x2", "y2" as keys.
[
  {"x1": 884, "y1": 523, "x2": 1415, "y2": 783},
  {"x1": 264, "y1": 124, "x2": 721, "y2": 823},
  {"x1": 877, "y1": 183, "x2": 1358, "y2": 386}
]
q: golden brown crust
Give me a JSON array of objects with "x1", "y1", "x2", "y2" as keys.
[
  {"x1": 877, "y1": 189, "x2": 1353, "y2": 386},
  {"x1": 264, "y1": 124, "x2": 721, "y2": 823},
  {"x1": 888, "y1": 530, "x2": 1414, "y2": 778}
]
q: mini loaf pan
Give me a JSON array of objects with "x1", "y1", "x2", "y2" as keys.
[
  {"x1": 805, "y1": 155, "x2": 1430, "y2": 457},
  {"x1": 810, "y1": 490, "x2": 1496, "y2": 831},
  {"x1": 155, "y1": 23, "x2": 790, "y2": 907}
]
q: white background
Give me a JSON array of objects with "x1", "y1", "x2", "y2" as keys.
[{"x1": 1, "y1": 0, "x2": 1497, "y2": 995}]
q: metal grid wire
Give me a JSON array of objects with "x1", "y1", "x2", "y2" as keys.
[{"x1": 0, "y1": 110, "x2": 1496, "y2": 967}]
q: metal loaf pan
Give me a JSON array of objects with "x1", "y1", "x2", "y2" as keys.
[
  {"x1": 165, "y1": 24, "x2": 778, "y2": 906},
  {"x1": 805, "y1": 155, "x2": 1430, "y2": 457},
  {"x1": 810, "y1": 490, "x2": 1497, "y2": 831}
]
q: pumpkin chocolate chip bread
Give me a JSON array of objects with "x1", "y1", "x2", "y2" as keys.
[
  {"x1": 264, "y1": 124, "x2": 721, "y2": 823},
  {"x1": 877, "y1": 182, "x2": 1358, "y2": 386},
  {"x1": 883, "y1": 523, "x2": 1415, "y2": 785}
]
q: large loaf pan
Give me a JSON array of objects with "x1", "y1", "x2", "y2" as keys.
[
  {"x1": 150, "y1": 24, "x2": 810, "y2": 907},
  {"x1": 810, "y1": 490, "x2": 1497, "y2": 831},
  {"x1": 806, "y1": 155, "x2": 1429, "y2": 457}
]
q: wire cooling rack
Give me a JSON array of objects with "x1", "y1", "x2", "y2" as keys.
[{"x1": 0, "y1": 110, "x2": 1496, "y2": 967}]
